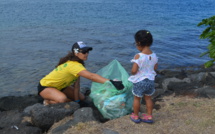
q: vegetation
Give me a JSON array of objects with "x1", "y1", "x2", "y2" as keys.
[{"x1": 198, "y1": 15, "x2": 215, "y2": 68}]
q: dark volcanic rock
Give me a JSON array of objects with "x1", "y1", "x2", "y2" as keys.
[
  {"x1": 50, "y1": 107, "x2": 97, "y2": 134},
  {"x1": 0, "y1": 110, "x2": 23, "y2": 128},
  {"x1": 30, "y1": 102, "x2": 80, "y2": 132},
  {"x1": 0, "y1": 95, "x2": 43, "y2": 111},
  {"x1": 0, "y1": 125, "x2": 42, "y2": 134}
]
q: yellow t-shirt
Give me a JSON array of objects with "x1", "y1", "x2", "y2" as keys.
[{"x1": 40, "y1": 61, "x2": 86, "y2": 90}]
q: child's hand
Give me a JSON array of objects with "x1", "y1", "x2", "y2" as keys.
[{"x1": 110, "y1": 80, "x2": 124, "y2": 90}]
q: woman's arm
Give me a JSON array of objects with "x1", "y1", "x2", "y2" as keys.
[
  {"x1": 73, "y1": 77, "x2": 80, "y2": 101},
  {"x1": 78, "y1": 70, "x2": 124, "y2": 90},
  {"x1": 78, "y1": 70, "x2": 109, "y2": 83}
]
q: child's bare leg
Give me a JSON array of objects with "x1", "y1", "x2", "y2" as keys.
[
  {"x1": 133, "y1": 96, "x2": 141, "y2": 119},
  {"x1": 144, "y1": 95, "x2": 153, "y2": 119}
]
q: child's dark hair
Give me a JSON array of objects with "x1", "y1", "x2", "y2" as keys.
[{"x1": 134, "y1": 30, "x2": 153, "y2": 46}]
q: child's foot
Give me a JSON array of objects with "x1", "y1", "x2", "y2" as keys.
[
  {"x1": 140, "y1": 114, "x2": 153, "y2": 124},
  {"x1": 130, "y1": 113, "x2": 141, "y2": 123}
]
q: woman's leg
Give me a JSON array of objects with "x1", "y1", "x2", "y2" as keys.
[
  {"x1": 40, "y1": 87, "x2": 71, "y2": 104},
  {"x1": 144, "y1": 95, "x2": 153, "y2": 118},
  {"x1": 62, "y1": 86, "x2": 85, "y2": 101},
  {"x1": 132, "y1": 96, "x2": 141, "y2": 119}
]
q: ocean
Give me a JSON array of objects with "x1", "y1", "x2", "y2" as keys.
[{"x1": 0, "y1": 0, "x2": 214, "y2": 97}]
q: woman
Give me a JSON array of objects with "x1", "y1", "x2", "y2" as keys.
[{"x1": 38, "y1": 41, "x2": 124, "y2": 105}]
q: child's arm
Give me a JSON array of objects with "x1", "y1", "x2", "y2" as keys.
[
  {"x1": 154, "y1": 63, "x2": 158, "y2": 70},
  {"x1": 131, "y1": 54, "x2": 140, "y2": 75}
]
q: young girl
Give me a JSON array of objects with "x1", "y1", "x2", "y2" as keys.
[{"x1": 128, "y1": 30, "x2": 158, "y2": 123}]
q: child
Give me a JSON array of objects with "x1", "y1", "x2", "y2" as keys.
[{"x1": 128, "y1": 30, "x2": 158, "y2": 123}]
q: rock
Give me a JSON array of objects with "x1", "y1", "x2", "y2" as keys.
[
  {"x1": 23, "y1": 103, "x2": 43, "y2": 116},
  {"x1": 0, "y1": 95, "x2": 43, "y2": 111},
  {"x1": 30, "y1": 102, "x2": 80, "y2": 132},
  {"x1": 157, "y1": 69, "x2": 188, "y2": 79},
  {"x1": 167, "y1": 81, "x2": 200, "y2": 96},
  {"x1": 78, "y1": 96, "x2": 94, "y2": 108},
  {"x1": 188, "y1": 72, "x2": 215, "y2": 86},
  {"x1": 0, "y1": 109, "x2": 43, "y2": 134},
  {"x1": 188, "y1": 72, "x2": 207, "y2": 82},
  {"x1": 196, "y1": 86, "x2": 215, "y2": 98},
  {"x1": 162, "y1": 77, "x2": 191, "y2": 91},
  {"x1": 152, "y1": 88, "x2": 165, "y2": 98},
  {"x1": 73, "y1": 107, "x2": 97, "y2": 122},
  {"x1": 0, "y1": 125, "x2": 42, "y2": 134},
  {"x1": 0, "y1": 110, "x2": 23, "y2": 128},
  {"x1": 48, "y1": 107, "x2": 97, "y2": 134},
  {"x1": 201, "y1": 72, "x2": 215, "y2": 86}
]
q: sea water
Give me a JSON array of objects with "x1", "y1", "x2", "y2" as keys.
[{"x1": 0, "y1": 0, "x2": 214, "y2": 97}]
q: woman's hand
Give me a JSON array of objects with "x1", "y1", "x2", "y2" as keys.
[
  {"x1": 110, "y1": 80, "x2": 124, "y2": 90},
  {"x1": 78, "y1": 70, "x2": 124, "y2": 90}
]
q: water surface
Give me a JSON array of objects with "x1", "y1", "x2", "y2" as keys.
[{"x1": 0, "y1": 0, "x2": 214, "y2": 97}]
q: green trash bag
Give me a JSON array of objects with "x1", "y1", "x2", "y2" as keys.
[{"x1": 90, "y1": 59, "x2": 133, "y2": 119}]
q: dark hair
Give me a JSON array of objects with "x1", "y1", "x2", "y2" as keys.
[
  {"x1": 56, "y1": 44, "x2": 84, "y2": 67},
  {"x1": 134, "y1": 30, "x2": 153, "y2": 47}
]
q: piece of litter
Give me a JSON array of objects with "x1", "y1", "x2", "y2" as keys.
[{"x1": 11, "y1": 125, "x2": 19, "y2": 130}]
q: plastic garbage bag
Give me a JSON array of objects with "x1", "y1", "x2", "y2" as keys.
[{"x1": 90, "y1": 59, "x2": 133, "y2": 119}]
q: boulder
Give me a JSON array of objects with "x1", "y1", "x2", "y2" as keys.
[
  {"x1": 196, "y1": 86, "x2": 215, "y2": 98},
  {"x1": 162, "y1": 77, "x2": 191, "y2": 91},
  {"x1": 48, "y1": 107, "x2": 97, "y2": 134},
  {"x1": 188, "y1": 72, "x2": 215, "y2": 86},
  {"x1": 0, "y1": 110, "x2": 23, "y2": 128},
  {"x1": 29, "y1": 102, "x2": 80, "y2": 132},
  {"x1": 167, "y1": 81, "x2": 200, "y2": 96},
  {"x1": 0, "y1": 125, "x2": 42, "y2": 134},
  {"x1": 0, "y1": 109, "x2": 43, "y2": 134},
  {"x1": 0, "y1": 95, "x2": 43, "y2": 111}
]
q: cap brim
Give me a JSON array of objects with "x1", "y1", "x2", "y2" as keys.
[{"x1": 81, "y1": 47, "x2": 93, "y2": 51}]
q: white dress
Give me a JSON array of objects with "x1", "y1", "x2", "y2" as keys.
[{"x1": 128, "y1": 52, "x2": 158, "y2": 83}]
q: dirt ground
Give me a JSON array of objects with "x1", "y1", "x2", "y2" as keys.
[{"x1": 49, "y1": 95, "x2": 215, "y2": 134}]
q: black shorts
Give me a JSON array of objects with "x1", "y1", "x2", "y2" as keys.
[
  {"x1": 37, "y1": 83, "x2": 66, "y2": 96},
  {"x1": 37, "y1": 83, "x2": 48, "y2": 95}
]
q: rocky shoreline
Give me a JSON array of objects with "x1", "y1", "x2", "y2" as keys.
[{"x1": 0, "y1": 65, "x2": 215, "y2": 134}]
